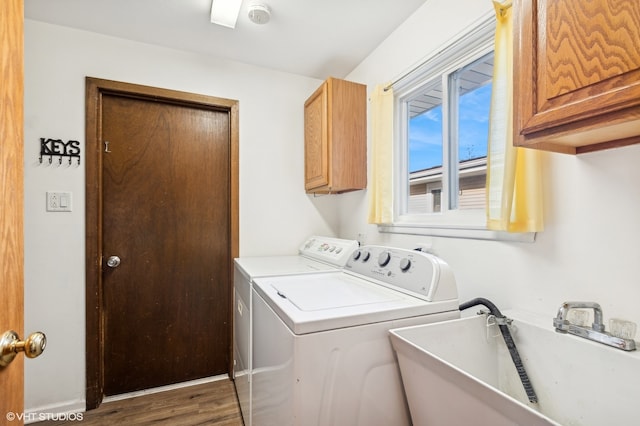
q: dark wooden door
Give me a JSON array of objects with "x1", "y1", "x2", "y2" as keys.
[{"x1": 101, "y1": 93, "x2": 231, "y2": 395}]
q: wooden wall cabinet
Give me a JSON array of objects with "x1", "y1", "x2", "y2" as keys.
[
  {"x1": 513, "y1": 0, "x2": 640, "y2": 154},
  {"x1": 304, "y1": 77, "x2": 366, "y2": 194}
]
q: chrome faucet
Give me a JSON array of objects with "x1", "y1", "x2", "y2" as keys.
[{"x1": 553, "y1": 301, "x2": 636, "y2": 351}]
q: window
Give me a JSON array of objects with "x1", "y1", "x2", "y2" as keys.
[
  {"x1": 391, "y1": 16, "x2": 496, "y2": 231},
  {"x1": 406, "y1": 52, "x2": 493, "y2": 214}
]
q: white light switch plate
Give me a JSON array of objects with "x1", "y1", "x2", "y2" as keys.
[{"x1": 47, "y1": 191, "x2": 72, "y2": 212}]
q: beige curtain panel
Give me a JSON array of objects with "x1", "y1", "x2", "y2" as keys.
[
  {"x1": 368, "y1": 84, "x2": 394, "y2": 224},
  {"x1": 486, "y1": 0, "x2": 544, "y2": 232}
]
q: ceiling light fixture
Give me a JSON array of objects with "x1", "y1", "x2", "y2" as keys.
[
  {"x1": 210, "y1": 0, "x2": 243, "y2": 29},
  {"x1": 247, "y1": 2, "x2": 271, "y2": 25}
]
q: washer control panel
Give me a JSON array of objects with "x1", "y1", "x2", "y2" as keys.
[
  {"x1": 345, "y1": 245, "x2": 458, "y2": 302},
  {"x1": 298, "y1": 236, "x2": 359, "y2": 267}
]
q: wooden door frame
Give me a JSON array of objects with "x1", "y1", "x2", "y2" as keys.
[
  {"x1": 0, "y1": 0, "x2": 25, "y2": 417},
  {"x1": 84, "y1": 77, "x2": 239, "y2": 410}
]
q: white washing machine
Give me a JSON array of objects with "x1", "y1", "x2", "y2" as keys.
[
  {"x1": 233, "y1": 236, "x2": 359, "y2": 426},
  {"x1": 251, "y1": 245, "x2": 460, "y2": 426}
]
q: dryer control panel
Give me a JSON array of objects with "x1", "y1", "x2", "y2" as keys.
[
  {"x1": 345, "y1": 245, "x2": 458, "y2": 302},
  {"x1": 298, "y1": 236, "x2": 359, "y2": 267}
]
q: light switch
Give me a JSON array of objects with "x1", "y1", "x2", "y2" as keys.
[{"x1": 47, "y1": 191, "x2": 72, "y2": 212}]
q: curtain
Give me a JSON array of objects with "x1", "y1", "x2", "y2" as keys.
[
  {"x1": 367, "y1": 84, "x2": 394, "y2": 224},
  {"x1": 486, "y1": 0, "x2": 544, "y2": 232}
]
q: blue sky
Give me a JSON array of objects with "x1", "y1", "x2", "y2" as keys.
[{"x1": 409, "y1": 83, "x2": 492, "y2": 172}]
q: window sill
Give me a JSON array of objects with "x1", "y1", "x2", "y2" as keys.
[{"x1": 378, "y1": 223, "x2": 536, "y2": 243}]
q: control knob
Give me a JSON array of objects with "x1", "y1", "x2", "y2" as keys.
[
  {"x1": 378, "y1": 251, "x2": 391, "y2": 267},
  {"x1": 399, "y1": 258, "x2": 412, "y2": 272},
  {"x1": 352, "y1": 250, "x2": 361, "y2": 261},
  {"x1": 361, "y1": 251, "x2": 371, "y2": 262}
]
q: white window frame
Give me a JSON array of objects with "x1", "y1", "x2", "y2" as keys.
[{"x1": 380, "y1": 14, "x2": 534, "y2": 242}]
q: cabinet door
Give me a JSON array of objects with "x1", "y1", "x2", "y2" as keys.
[
  {"x1": 304, "y1": 83, "x2": 329, "y2": 191},
  {"x1": 514, "y1": 0, "x2": 640, "y2": 153}
]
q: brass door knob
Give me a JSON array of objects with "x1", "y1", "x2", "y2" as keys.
[{"x1": 0, "y1": 330, "x2": 46, "y2": 367}]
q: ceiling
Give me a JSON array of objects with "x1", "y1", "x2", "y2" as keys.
[{"x1": 24, "y1": 0, "x2": 428, "y2": 80}]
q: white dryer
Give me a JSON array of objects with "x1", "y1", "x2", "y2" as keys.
[
  {"x1": 251, "y1": 245, "x2": 459, "y2": 426},
  {"x1": 233, "y1": 236, "x2": 359, "y2": 426}
]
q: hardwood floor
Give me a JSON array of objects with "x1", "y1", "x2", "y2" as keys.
[{"x1": 34, "y1": 379, "x2": 244, "y2": 425}]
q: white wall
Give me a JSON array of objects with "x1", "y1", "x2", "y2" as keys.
[
  {"x1": 342, "y1": 0, "x2": 640, "y2": 330},
  {"x1": 23, "y1": 20, "x2": 339, "y2": 412}
]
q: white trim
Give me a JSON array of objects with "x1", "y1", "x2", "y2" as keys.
[
  {"x1": 24, "y1": 400, "x2": 85, "y2": 424},
  {"x1": 379, "y1": 223, "x2": 536, "y2": 243},
  {"x1": 391, "y1": 13, "x2": 495, "y2": 96},
  {"x1": 103, "y1": 374, "x2": 228, "y2": 403}
]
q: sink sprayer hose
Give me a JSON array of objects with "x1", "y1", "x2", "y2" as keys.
[{"x1": 459, "y1": 298, "x2": 538, "y2": 404}]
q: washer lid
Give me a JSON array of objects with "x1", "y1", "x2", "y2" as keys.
[
  {"x1": 253, "y1": 272, "x2": 459, "y2": 334},
  {"x1": 272, "y1": 273, "x2": 401, "y2": 311}
]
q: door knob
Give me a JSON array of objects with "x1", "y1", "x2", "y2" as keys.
[
  {"x1": 106, "y1": 255, "x2": 121, "y2": 268},
  {"x1": 0, "y1": 331, "x2": 47, "y2": 367}
]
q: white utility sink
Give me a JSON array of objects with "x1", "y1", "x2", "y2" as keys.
[{"x1": 389, "y1": 310, "x2": 640, "y2": 426}]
